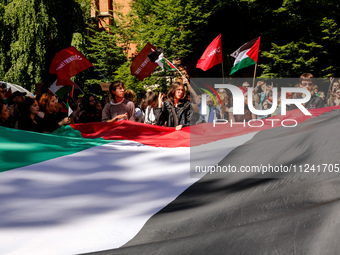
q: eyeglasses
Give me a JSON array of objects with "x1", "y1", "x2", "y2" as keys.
[{"x1": 301, "y1": 82, "x2": 313, "y2": 87}]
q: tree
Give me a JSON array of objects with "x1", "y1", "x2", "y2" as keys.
[{"x1": 0, "y1": 0, "x2": 86, "y2": 91}]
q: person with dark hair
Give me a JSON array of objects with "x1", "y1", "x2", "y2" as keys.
[
  {"x1": 0, "y1": 100, "x2": 11, "y2": 127},
  {"x1": 102, "y1": 81, "x2": 135, "y2": 122},
  {"x1": 78, "y1": 94, "x2": 101, "y2": 123},
  {"x1": 38, "y1": 92, "x2": 69, "y2": 133},
  {"x1": 154, "y1": 82, "x2": 191, "y2": 130},
  {"x1": 18, "y1": 97, "x2": 43, "y2": 132},
  {"x1": 125, "y1": 89, "x2": 144, "y2": 122},
  {"x1": 144, "y1": 91, "x2": 159, "y2": 124},
  {"x1": 8, "y1": 91, "x2": 26, "y2": 128},
  {"x1": 0, "y1": 84, "x2": 6, "y2": 101},
  {"x1": 288, "y1": 73, "x2": 325, "y2": 111}
]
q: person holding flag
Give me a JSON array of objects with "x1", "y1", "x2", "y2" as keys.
[{"x1": 154, "y1": 82, "x2": 191, "y2": 130}]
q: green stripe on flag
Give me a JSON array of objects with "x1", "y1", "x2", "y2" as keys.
[
  {"x1": 229, "y1": 57, "x2": 256, "y2": 75},
  {"x1": 0, "y1": 126, "x2": 112, "y2": 173}
]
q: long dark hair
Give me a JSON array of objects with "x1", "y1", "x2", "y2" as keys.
[
  {"x1": 167, "y1": 82, "x2": 186, "y2": 103},
  {"x1": 20, "y1": 97, "x2": 37, "y2": 119},
  {"x1": 82, "y1": 94, "x2": 95, "y2": 112}
]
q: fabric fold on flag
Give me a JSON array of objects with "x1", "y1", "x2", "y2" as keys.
[
  {"x1": 196, "y1": 34, "x2": 223, "y2": 71},
  {"x1": 148, "y1": 48, "x2": 176, "y2": 71},
  {"x1": 86, "y1": 108, "x2": 340, "y2": 255},
  {"x1": 230, "y1": 37, "x2": 261, "y2": 75},
  {"x1": 1, "y1": 107, "x2": 340, "y2": 255},
  {"x1": 49, "y1": 46, "x2": 93, "y2": 80},
  {"x1": 130, "y1": 43, "x2": 158, "y2": 81}
]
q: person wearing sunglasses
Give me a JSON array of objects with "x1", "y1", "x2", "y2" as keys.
[{"x1": 288, "y1": 73, "x2": 325, "y2": 111}]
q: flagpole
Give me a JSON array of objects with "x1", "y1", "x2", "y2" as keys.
[
  {"x1": 222, "y1": 62, "x2": 225, "y2": 84},
  {"x1": 93, "y1": 66, "x2": 110, "y2": 83},
  {"x1": 252, "y1": 63, "x2": 258, "y2": 88},
  {"x1": 164, "y1": 56, "x2": 186, "y2": 81}
]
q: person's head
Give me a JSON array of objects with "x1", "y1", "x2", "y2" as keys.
[
  {"x1": 262, "y1": 100, "x2": 270, "y2": 109},
  {"x1": 167, "y1": 82, "x2": 185, "y2": 102},
  {"x1": 336, "y1": 89, "x2": 340, "y2": 99},
  {"x1": 257, "y1": 81, "x2": 266, "y2": 92},
  {"x1": 0, "y1": 83, "x2": 6, "y2": 100},
  {"x1": 39, "y1": 92, "x2": 58, "y2": 114},
  {"x1": 0, "y1": 100, "x2": 10, "y2": 122},
  {"x1": 145, "y1": 91, "x2": 158, "y2": 108},
  {"x1": 299, "y1": 73, "x2": 314, "y2": 92},
  {"x1": 82, "y1": 94, "x2": 96, "y2": 112},
  {"x1": 95, "y1": 101, "x2": 102, "y2": 111},
  {"x1": 286, "y1": 92, "x2": 293, "y2": 99},
  {"x1": 206, "y1": 95, "x2": 214, "y2": 107},
  {"x1": 11, "y1": 91, "x2": 26, "y2": 105},
  {"x1": 109, "y1": 81, "x2": 125, "y2": 101},
  {"x1": 242, "y1": 81, "x2": 250, "y2": 87},
  {"x1": 313, "y1": 85, "x2": 319, "y2": 93},
  {"x1": 319, "y1": 91, "x2": 326, "y2": 100},
  {"x1": 124, "y1": 89, "x2": 135, "y2": 102},
  {"x1": 333, "y1": 81, "x2": 339, "y2": 92},
  {"x1": 21, "y1": 97, "x2": 39, "y2": 119}
]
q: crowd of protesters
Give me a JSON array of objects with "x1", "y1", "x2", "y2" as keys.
[
  {"x1": 0, "y1": 79, "x2": 192, "y2": 132},
  {"x1": 190, "y1": 73, "x2": 340, "y2": 123},
  {"x1": 1, "y1": 72, "x2": 339, "y2": 133}
]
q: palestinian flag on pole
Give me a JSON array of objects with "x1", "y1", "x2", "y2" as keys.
[
  {"x1": 229, "y1": 37, "x2": 261, "y2": 75},
  {"x1": 1, "y1": 106, "x2": 340, "y2": 254},
  {"x1": 155, "y1": 53, "x2": 176, "y2": 71},
  {"x1": 148, "y1": 48, "x2": 176, "y2": 71}
]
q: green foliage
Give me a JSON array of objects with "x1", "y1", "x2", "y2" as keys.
[
  {"x1": 83, "y1": 24, "x2": 126, "y2": 93},
  {"x1": 213, "y1": 0, "x2": 340, "y2": 77},
  {"x1": 114, "y1": 61, "x2": 169, "y2": 101},
  {"x1": 259, "y1": 41, "x2": 325, "y2": 78},
  {"x1": 0, "y1": 0, "x2": 85, "y2": 91},
  {"x1": 131, "y1": 0, "x2": 214, "y2": 60}
]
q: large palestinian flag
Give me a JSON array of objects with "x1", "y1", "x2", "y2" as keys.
[
  {"x1": 230, "y1": 37, "x2": 261, "y2": 75},
  {"x1": 1, "y1": 105, "x2": 340, "y2": 254}
]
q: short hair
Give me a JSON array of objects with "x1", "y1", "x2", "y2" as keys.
[
  {"x1": 109, "y1": 81, "x2": 125, "y2": 95},
  {"x1": 167, "y1": 82, "x2": 186, "y2": 102},
  {"x1": 299, "y1": 73, "x2": 314, "y2": 84}
]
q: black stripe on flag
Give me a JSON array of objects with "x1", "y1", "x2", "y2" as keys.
[
  {"x1": 230, "y1": 37, "x2": 259, "y2": 59},
  {"x1": 85, "y1": 109, "x2": 340, "y2": 254}
]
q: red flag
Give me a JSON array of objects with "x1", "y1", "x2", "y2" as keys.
[
  {"x1": 196, "y1": 34, "x2": 223, "y2": 71},
  {"x1": 49, "y1": 46, "x2": 93, "y2": 80},
  {"x1": 130, "y1": 43, "x2": 158, "y2": 81}
]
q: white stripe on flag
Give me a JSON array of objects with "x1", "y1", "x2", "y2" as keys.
[
  {"x1": 0, "y1": 133, "x2": 256, "y2": 254},
  {"x1": 233, "y1": 49, "x2": 250, "y2": 66}
]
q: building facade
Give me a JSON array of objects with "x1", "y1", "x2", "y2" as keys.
[{"x1": 91, "y1": 0, "x2": 137, "y2": 57}]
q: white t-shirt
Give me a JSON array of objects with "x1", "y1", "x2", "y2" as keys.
[{"x1": 144, "y1": 106, "x2": 155, "y2": 124}]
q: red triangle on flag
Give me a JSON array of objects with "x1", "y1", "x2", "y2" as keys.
[{"x1": 246, "y1": 37, "x2": 261, "y2": 63}]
